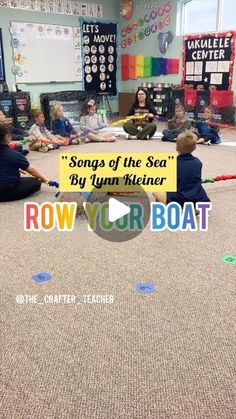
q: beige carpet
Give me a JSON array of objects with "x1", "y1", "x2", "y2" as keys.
[{"x1": 1, "y1": 124, "x2": 236, "y2": 419}]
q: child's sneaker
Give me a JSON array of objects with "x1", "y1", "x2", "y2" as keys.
[
  {"x1": 47, "y1": 144, "x2": 54, "y2": 150},
  {"x1": 71, "y1": 138, "x2": 80, "y2": 145},
  {"x1": 197, "y1": 138, "x2": 205, "y2": 144}
]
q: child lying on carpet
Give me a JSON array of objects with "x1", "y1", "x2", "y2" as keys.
[
  {"x1": 162, "y1": 104, "x2": 192, "y2": 142},
  {"x1": 195, "y1": 107, "x2": 222, "y2": 145},
  {"x1": 52, "y1": 104, "x2": 80, "y2": 145},
  {"x1": 28, "y1": 109, "x2": 70, "y2": 152},
  {"x1": 80, "y1": 100, "x2": 116, "y2": 143},
  {"x1": 153, "y1": 131, "x2": 210, "y2": 207}
]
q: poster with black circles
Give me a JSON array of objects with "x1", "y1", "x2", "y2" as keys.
[{"x1": 82, "y1": 21, "x2": 117, "y2": 96}]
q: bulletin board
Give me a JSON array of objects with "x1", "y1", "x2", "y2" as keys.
[
  {"x1": 182, "y1": 31, "x2": 236, "y2": 90},
  {"x1": 10, "y1": 21, "x2": 82, "y2": 83},
  {"x1": 82, "y1": 21, "x2": 117, "y2": 96}
]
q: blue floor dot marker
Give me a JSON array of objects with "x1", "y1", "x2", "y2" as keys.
[
  {"x1": 32, "y1": 272, "x2": 52, "y2": 283},
  {"x1": 136, "y1": 283, "x2": 156, "y2": 294}
]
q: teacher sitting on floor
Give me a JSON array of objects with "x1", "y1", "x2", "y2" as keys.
[
  {"x1": 0, "y1": 126, "x2": 48, "y2": 202},
  {"x1": 123, "y1": 88, "x2": 157, "y2": 140}
]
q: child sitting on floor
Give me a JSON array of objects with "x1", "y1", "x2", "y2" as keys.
[
  {"x1": 0, "y1": 110, "x2": 29, "y2": 155},
  {"x1": 80, "y1": 100, "x2": 116, "y2": 143},
  {"x1": 28, "y1": 109, "x2": 70, "y2": 152},
  {"x1": 153, "y1": 131, "x2": 210, "y2": 207},
  {"x1": 0, "y1": 110, "x2": 29, "y2": 141},
  {"x1": 195, "y1": 106, "x2": 221, "y2": 145},
  {"x1": 0, "y1": 125, "x2": 48, "y2": 202},
  {"x1": 162, "y1": 104, "x2": 192, "y2": 142},
  {"x1": 52, "y1": 104, "x2": 80, "y2": 145}
]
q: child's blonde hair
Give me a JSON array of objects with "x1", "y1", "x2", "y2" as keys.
[
  {"x1": 52, "y1": 104, "x2": 63, "y2": 118},
  {"x1": 176, "y1": 131, "x2": 197, "y2": 154}
]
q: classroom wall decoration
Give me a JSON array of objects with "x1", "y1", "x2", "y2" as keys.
[
  {"x1": 158, "y1": 31, "x2": 174, "y2": 54},
  {"x1": 120, "y1": 0, "x2": 134, "y2": 21},
  {"x1": 120, "y1": 0, "x2": 172, "y2": 49},
  {"x1": 10, "y1": 21, "x2": 82, "y2": 83},
  {"x1": 121, "y1": 54, "x2": 179, "y2": 80},
  {"x1": 182, "y1": 31, "x2": 236, "y2": 90},
  {"x1": 0, "y1": 1, "x2": 103, "y2": 17},
  {"x1": 82, "y1": 21, "x2": 117, "y2": 95}
]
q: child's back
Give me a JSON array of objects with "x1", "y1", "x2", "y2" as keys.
[
  {"x1": 167, "y1": 152, "x2": 210, "y2": 205},
  {"x1": 167, "y1": 132, "x2": 210, "y2": 206}
]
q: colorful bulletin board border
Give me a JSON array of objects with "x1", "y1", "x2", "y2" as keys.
[
  {"x1": 0, "y1": 1, "x2": 103, "y2": 18},
  {"x1": 182, "y1": 31, "x2": 236, "y2": 91}
]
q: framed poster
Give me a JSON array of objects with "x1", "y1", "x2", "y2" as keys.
[
  {"x1": 182, "y1": 31, "x2": 236, "y2": 90},
  {"x1": 82, "y1": 20, "x2": 117, "y2": 96}
]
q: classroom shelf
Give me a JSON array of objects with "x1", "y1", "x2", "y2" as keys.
[
  {"x1": 140, "y1": 86, "x2": 235, "y2": 124},
  {"x1": 140, "y1": 86, "x2": 171, "y2": 119}
]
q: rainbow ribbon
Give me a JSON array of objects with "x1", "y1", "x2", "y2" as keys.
[{"x1": 202, "y1": 175, "x2": 236, "y2": 183}]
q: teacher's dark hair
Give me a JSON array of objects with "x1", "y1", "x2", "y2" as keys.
[
  {"x1": 0, "y1": 125, "x2": 10, "y2": 145},
  {"x1": 134, "y1": 88, "x2": 153, "y2": 108}
]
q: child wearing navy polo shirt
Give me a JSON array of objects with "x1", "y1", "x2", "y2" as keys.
[
  {"x1": 0, "y1": 126, "x2": 48, "y2": 202},
  {"x1": 52, "y1": 104, "x2": 80, "y2": 144},
  {"x1": 153, "y1": 131, "x2": 210, "y2": 207}
]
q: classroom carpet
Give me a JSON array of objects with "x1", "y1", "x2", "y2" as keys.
[{"x1": 1, "y1": 123, "x2": 236, "y2": 419}]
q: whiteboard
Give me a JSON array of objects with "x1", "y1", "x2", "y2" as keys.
[{"x1": 10, "y1": 21, "x2": 82, "y2": 83}]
